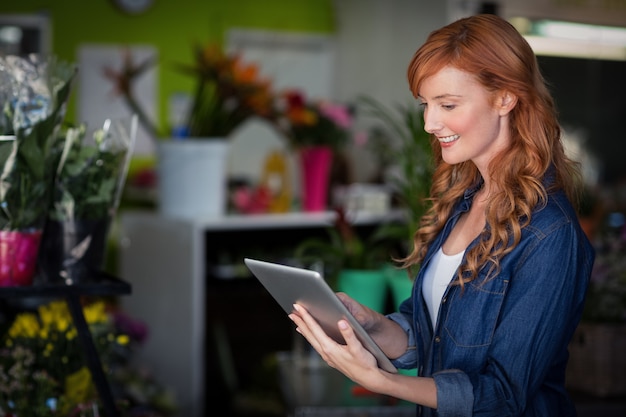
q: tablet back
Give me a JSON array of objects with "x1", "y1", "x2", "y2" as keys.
[{"x1": 244, "y1": 258, "x2": 397, "y2": 373}]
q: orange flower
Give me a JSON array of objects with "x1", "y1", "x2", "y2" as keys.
[
  {"x1": 275, "y1": 89, "x2": 353, "y2": 149},
  {"x1": 179, "y1": 42, "x2": 276, "y2": 137}
]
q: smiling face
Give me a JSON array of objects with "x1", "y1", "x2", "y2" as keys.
[{"x1": 418, "y1": 66, "x2": 516, "y2": 175}]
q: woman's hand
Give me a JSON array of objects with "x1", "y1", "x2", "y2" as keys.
[
  {"x1": 335, "y1": 292, "x2": 384, "y2": 333},
  {"x1": 334, "y1": 292, "x2": 410, "y2": 359},
  {"x1": 288, "y1": 303, "x2": 384, "y2": 388},
  {"x1": 289, "y1": 300, "x2": 438, "y2": 409}
]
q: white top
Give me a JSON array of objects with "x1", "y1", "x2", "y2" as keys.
[{"x1": 422, "y1": 247, "x2": 465, "y2": 326}]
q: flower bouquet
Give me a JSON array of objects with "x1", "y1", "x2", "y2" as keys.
[
  {"x1": 176, "y1": 42, "x2": 275, "y2": 138},
  {"x1": 0, "y1": 299, "x2": 177, "y2": 416},
  {"x1": 115, "y1": 42, "x2": 276, "y2": 140},
  {"x1": 272, "y1": 90, "x2": 354, "y2": 211},
  {"x1": 273, "y1": 89, "x2": 353, "y2": 150},
  {"x1": 38, "y1": 116, "x2": 137, "y2": 284},
  {"x1": 0, "y1": 54, "x2": 77, "y2": 286},
  {"x1": 110, "y1": 43, "x2": 276, "y2": 219}
]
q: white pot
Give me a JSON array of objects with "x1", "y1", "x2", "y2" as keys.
[{"x1": 156, "y1": 139, "x2": 230, "y2": 219}]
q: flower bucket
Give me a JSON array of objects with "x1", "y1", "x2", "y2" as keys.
[
  {"x1": 38, "y1": 219, "x2": 110, "y2": 284},
  {"x1": 337, "y1": 269, "x2": 388, "y2": 313},
  {"x1": 299, "y1": 145, "x2": 333, "y2": 212},
  {"x1": 157, "y1": 139, "x2": 230, "y2": 219},
  {"x1": 0, "y1": 55, "x2": 77, "y2": 286},
  {"x1": 0, "y1": 229, "x2": 43, "y2": 286},
  {"x1": 38, "y1": 117, "x2": 136, "y2": 284},
  {"x1": 385, "y1": 265, "x2": 414, "y2": 311}
]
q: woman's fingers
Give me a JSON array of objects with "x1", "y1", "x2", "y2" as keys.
[
  {"x1": 290, "y1": 304, "x2": 377, "y2": 371},
  {"x1": 288, "y1": 304, "x2": 326, "y2": 354}
]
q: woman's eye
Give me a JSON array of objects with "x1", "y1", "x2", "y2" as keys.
[{"x1": 442, "y1": 104, "x2": 456, "y2": 110}]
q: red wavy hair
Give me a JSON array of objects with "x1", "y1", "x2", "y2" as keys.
[{"x1": 401, "y1": 14, "x2": 581, "y2": 284}]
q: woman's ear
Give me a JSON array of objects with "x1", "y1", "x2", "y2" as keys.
[{"x1": 497, "y1": 91, "x2": 518, "y2": 115}]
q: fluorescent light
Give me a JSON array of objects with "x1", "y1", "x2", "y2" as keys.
[
  {"x1": 510, "y1": 18, "x2": 626, "y2": 61},
  {"x1": 524, "y1": 35, "x2": 626, "y2": 61},
  {"x1": 534, "y1": 20, "x2": 626, "y2": 46}
]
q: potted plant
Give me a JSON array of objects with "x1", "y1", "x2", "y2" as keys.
[
  {"x1": 106, "y1": 43, "x2": 277, "y2": 219},
  {"x1": 294, "y1": 206, "x2": 400, "y2": 312},
  {"x1": 0, "y1": 54, "x2": 77, "y2": 286},
  {"x1": 272, "y1": 89, "x2": 355, "y2": 211},
  {"x1": 38, "y1": 117, "x2": 137, "y2": 284}
]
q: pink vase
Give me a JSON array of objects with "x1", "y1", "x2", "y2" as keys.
[
  {"x1": 0, "y1": 229, "x2": 43, "y2": 286},
  {"x1": 299, "y1": 146, "x2": 333, "y2": 212}
]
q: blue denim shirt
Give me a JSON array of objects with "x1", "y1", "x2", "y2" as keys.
[{"x1": 387, "y1": 184, "x2": 594, "y2": 417}]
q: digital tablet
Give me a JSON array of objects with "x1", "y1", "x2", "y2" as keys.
[{"x1": 244, "y1": 258, "x2": 397, "y2": 374}]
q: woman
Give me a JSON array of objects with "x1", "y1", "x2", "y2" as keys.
[{"x1": 289, "y1": 14, "x2": 595, "y2": 417}]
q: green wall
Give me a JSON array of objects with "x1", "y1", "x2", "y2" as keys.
[{"x1": 0, "y1": 0, "x2": 335, "y2": 131}]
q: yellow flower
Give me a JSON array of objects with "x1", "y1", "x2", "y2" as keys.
[
  {"x1": 66, "y1": 328, "x2": 77, "y2": 340},
  {"x1": 44, "y1": 342, "x2": 54, "y2": 357},
  {"x1": 8, "y1": 312, "x2": 40, "y2": 338},
  {"x1": 83, "y1": 301, "x2": 108, "y2": 324},
  {"x1": 116, "y1": 334, "x2": 130, "y2": 346},
  {"x1": 38, "y1": 301, "x2": 72, "y2": 334},
  {"x1": 39, "y1": 328, "x2": 49, "y2": 339},
  {"x1": 60, "y1": 366, "x2": 95, "y2": 415}
]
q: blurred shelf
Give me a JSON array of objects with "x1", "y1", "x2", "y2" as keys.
[{"x1": 0, "y1": 271, "x2": 131, "y2": 298}]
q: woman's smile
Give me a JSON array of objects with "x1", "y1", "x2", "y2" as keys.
[{"x1": 437, "y1": 134, "x2": 459, "y2": 145}]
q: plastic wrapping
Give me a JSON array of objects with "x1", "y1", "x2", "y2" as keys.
[
  {"x1": 0, "y1": 54, "x2": 77, "y2": 286},
  {"x1": 38, "y1": 116, "x2": 137, "y2": 284}
]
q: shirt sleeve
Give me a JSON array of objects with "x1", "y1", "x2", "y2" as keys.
[
  {"x1": 433, "y1": 370, "x2": 474, "y2": 416},
  {"x1": 386, "y1": 311, "x2": 419, "y2": 369}
]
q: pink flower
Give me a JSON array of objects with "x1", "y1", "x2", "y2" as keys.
[{"x1": 319, "y1": 102, "x2": 353, "y2": 129}]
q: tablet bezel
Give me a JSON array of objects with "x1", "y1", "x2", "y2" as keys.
[{"x1": 244, "y1": 258, "x2": 398, "y2": 374}]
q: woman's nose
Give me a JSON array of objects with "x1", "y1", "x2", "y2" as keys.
[{"x1": 423, "y1": 110, "x2": 439, "y2": 134}]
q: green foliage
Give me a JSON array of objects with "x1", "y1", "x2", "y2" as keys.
[
  {"x1": 294, "y1": 207, "x2": 399, "y2": 288},
  {"x1": 0, "y1": 56, "x2": 77, "y2": 231},
  {"x1": 357, "y1": 95, "x2": 434, "y2": 252},
  {"x1": 49, "y1": 124, "x2": 132, "y2": 222}
]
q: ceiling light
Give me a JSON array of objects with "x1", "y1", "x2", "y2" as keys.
[{"x1": 510, "y1": 17, "x2": 626, "y2": 61}]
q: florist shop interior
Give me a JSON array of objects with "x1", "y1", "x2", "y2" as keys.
[{"x1": 1, "y1": 1, "x2": 626, "y2": 417}]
